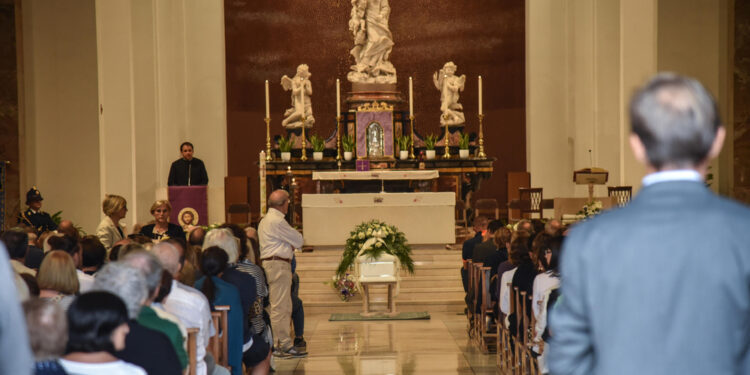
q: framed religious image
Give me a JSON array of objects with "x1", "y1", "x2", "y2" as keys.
[{"x1": 355, "y1": 101, "x2": 395, "y2": 160}]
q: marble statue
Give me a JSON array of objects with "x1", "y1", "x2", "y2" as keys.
[
  {"x1": 347, "y1": 0, "x2": 397, "y2": 84},
  {"x1": 281, "y1": 64, "x2": 315, "y2": 129},
  {"x1": 433, "y1": 62, "x2": 466, "y2": 127}
]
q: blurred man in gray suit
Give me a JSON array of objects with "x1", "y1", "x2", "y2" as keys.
[{"x1": 548, "y1": 73, "x2": 750, "y2": 375}]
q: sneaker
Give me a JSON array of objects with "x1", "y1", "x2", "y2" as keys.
[
  {"x1": 274, "y1": 346, "x2": 307, "y2": 359},
  {"x1": 294, "y1": 337, "x2": 307, "y2": 352}
]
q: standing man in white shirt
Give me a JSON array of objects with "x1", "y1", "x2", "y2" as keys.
[{"x1": 259, "y1": 189, "x2": 306, "y2": 358}]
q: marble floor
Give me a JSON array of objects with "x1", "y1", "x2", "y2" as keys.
[{"x1": 273, "y1": 312, "x2": 497, "y2": 375}]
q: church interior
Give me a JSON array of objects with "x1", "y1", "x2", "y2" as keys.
[{"x1": 0, "y1": 0, "x2": 746, "y2": 374}]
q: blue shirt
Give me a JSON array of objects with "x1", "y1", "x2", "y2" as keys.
[{"x1": 194, "y1": 276, "x2": 243, "y2": 375}]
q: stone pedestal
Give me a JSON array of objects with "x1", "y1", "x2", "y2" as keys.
[{"x1": 347, "y1": 83, "x2": 404, "y2": 110}]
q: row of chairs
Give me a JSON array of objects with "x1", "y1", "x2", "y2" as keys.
[
  {"x1": 465, "y1": 260, "x2": 545, "y2": 374},
  {"x1": 470, "y1": 185, "x2": 633, "y2": 223},
  {"x1": 466, "y1": 261, "x2": 497, "y2": 352},
  {"x1": 187, "y1": 306, "x2": 231, "y2": 375}
]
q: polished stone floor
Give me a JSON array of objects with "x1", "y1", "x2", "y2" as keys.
[{"x1": 273, "y1": 312, "x2": 497, "y2": 374}]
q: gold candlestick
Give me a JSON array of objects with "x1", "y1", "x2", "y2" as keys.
[
  {"x1": 336, "y1": 115, "x2": 342, "y2": 161},
  {"x1": 442, "y1": 121, "x2": 451, "y2": 159},
  {"x1": 264, "y1": 117, "x2": 272, "y2": 161},
  {"x1": 300, "y1": 117, "x2": 308, "y2": 161},
  {"x1": 409, "y1": 115, "x2": 415, "y2": 159},
  {"x1": 477, "y1": 113, "x2": 486, "y2": 158}
]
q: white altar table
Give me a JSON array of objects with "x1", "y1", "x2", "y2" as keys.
[
  {"x1": 302, "y1": 192, "x2": 455, "y2": 246},
  {"x1": 312, "y1": 170, "x2": 439, "y2": 181}
]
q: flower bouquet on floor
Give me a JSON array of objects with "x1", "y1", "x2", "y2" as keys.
[{"x1": 326, "y1": 273, "x2": 360, "y2": 301}]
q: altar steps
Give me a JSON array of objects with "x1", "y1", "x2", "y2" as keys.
[{"x1": 295, "y1": 247, "x2": 466, "y2": 314}]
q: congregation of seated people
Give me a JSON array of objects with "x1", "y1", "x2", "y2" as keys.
[
  {"x1": 462, "y1": 216, "x2": 566, "y2": 374},
  {"x1": 2, "y1": 195, "x2": 309, "y2": 375}
]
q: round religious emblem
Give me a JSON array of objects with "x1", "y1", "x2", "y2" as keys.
[{"x1": 178, "y1": 207, "x2": 199, "y2": 228}]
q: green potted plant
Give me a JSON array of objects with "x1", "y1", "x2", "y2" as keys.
[
  {"x1": 423, "y1": 134, "x2": 437, "y2": 160},
  {"x1": 458, "y1": 132, "x2": 470, "y2": 158},
  {"x1": 310, "y1": 134, "x2": 325, "y2": 161},
  {"x1": 396, "y1": 135, "x2": 411, "y2": 160},
  {"x1": 342, "y1": 134, "x2": 355, "y2": 161},
  {"x1": 278, "y1": 136, "x2": 292, "y2": 161}
]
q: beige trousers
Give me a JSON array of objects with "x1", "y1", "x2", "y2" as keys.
[{"x1": 263, "y1": 259, "x2": 293, "y2": 350}]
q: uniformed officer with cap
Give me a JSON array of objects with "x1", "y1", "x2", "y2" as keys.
[{"x1": 18, "y1": 187, "x2": 57, "y2": 234}]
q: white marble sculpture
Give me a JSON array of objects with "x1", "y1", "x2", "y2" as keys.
[
  {"x1": 281, "y1": 64, "x2": 315, "y2": 129},
  {"x1": 347, "y1": 0, "x2": 397, "y2": 84},
  {"x1": 433, "y1": 62, "x2": 466, "y2": 127}
]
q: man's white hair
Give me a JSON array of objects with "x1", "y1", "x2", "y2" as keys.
[
  {"x1": 153, "y1": 241, "x2": 181, "y2": 276},
  {"x1": 203, "y1": 228, "x2": 240, "y2": 263}
]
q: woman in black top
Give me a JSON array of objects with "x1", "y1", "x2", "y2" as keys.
[
  {"x1": 507, "y1": 235, "x2": 539, "y2": 339},
  {"x1": 139, "y1": 200, "x2": 185, "y2": 242}
]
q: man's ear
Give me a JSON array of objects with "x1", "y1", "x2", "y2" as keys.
[
  {"x1": 707, "y1": 126, "x2": 726, "y2": 160},
  {"x1": 629, "y1": 133, "x2": 649, "y2": 166}
]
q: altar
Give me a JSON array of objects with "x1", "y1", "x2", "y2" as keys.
[{"x1": 302, "y1": 192, "x2": 456, "y2": 245}]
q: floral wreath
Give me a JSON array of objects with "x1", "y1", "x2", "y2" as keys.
[{"x1": 336, "y1": 219, "x2": 415, "y2": 277}]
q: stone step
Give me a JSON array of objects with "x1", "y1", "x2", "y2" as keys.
[
  {"x1": 295, "y1": 262, "x2": 460, "y2": 279},
  {"x1": 304, "y1": 299, "x2": 465, "y2": 314},
  {"x1": 296, "y1": 249, "x2": 462, "y2": 261},
  {"x1": 300, "y1": 287, "x2": 465, "y2": 303},
  {"x1": 300, "y1": 275, "x2": 461, "y2": 289}
]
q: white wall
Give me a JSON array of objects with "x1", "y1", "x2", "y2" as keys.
[
  {"x1": 21, "y1": 0, "x2": 101, "y2": 233},
  {"x1": 21, "y1": 0, "x2": 227, "y2": 232}
]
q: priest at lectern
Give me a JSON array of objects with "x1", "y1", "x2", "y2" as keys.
[{"x1": 167, "y1": 141, "x2": 209, "y2": 186}]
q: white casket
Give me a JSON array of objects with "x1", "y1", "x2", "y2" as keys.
[{"x1": 357, "y1": 253, "x2": 397, "y2": 283}]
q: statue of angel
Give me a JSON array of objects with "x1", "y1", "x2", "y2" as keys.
[
  {"x1": 281, "y1": 64, "x2": 315, "y2": 129},
  {"x1": 347, "y1": 0, "x2": 397, "y2": 84},
  {"x1": 433, "y1": 62, "x2": 466, "y2": 127}
]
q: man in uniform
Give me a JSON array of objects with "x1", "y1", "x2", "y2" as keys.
[{"x1": 18, "y1": 187, "x2": 57, "y2": 234}]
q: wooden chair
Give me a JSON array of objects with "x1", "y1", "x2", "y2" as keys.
[
  {"x1": 519, "y1": 188, "x2": 543, "y2": 219},
  {"x1": 608, "y1": 186, "x2": 633, "y2": 207},
  {"x1": 209, "y1": 305, "x2": 230, "y2": 369},
  {"x1": 187, "y1": 328, "x2": 199, "y2": 375},
  {"x1": 474, "y1": 198, "x2": 500, "y2": 221},
  {"x1": 465, "y1": 260, "x2": 475, "y2": 336},
  {"x1": 478, "y1": 266, "x2": 498, "y2": 352},
  {"x1": 455, "y1": 199, "x2": 469, "y2": 229}
]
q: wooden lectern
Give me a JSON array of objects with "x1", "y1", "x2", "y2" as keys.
[{"x1": 574, "y1": 168, "x2": 609, "y2": 201}]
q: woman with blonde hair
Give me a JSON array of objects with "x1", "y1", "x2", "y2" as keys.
[
  {"x1": 139, "y1": 200, "x2": 185, "y2": 243},
  {"x1": 37, "y1": 250, "x2": 79, "y2": 310},
  {"x1": 96, "y1": 194, "x2": 127, "y2": 250}
]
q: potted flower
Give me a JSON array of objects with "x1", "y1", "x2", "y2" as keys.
[
  {"x1": 458, "y1": 132, "x2": 470, "y2": 158},
  {"x1": 310, "y1": 134, "x2": 325, "y2": 161},
  {"x1": 423, "y1": 134, "x2": 437, "y2": 160},
  {"x1": 342, "y1": 134, "x2": 355, "y2": 161},
  {"x1": 396, "y1": 135, "x2": 411, "y2": 160},
  {"x1": 278, "y1": 136, "x2": 292, "y2": 161}
]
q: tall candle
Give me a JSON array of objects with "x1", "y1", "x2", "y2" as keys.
[
  {"x1": 478, "y1": 75, "x2": 483, "y2": 116},
  {"x1": 409, "y1": 77, "x2": 414, "y2": 115},
  {"x1": 336, "y1": 79, "x2": 341, "y2": 115},
  {"x1": 265, "y1": 80, "x2": 270, "y2": 118}
]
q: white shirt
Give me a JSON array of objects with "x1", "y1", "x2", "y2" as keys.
[
  {"x1": 499, "y1": 267, "x2": 518, "y2": 315},
  {"x1": 152, "y1": 302, "x2": 188, "y2": 345},
  {"x1": 258, "y1": 208, "x2": 303, "y2": 260},
  {"x1": 77, "y1": 269, "x2": 95, "y2": 293},
  {"x1": 163, "y1": 280, "x2": 214, "y2": 375},
  {"x1": 642, "y1": 169, "x2": 702, "y2": 186},
  {"x1": 59, "y1": 359, "x2": 146, "y2": 375},
  {"x1": 532, "y1": 272, "x2": 560, "y2": 341}
]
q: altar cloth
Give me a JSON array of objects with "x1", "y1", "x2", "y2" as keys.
[
  {"x1": 302, "y1": 192, "x2": 455, "y2": 245},
  {"x1": 312, "y1": 170, "x2": 439, "y2": 181}
]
